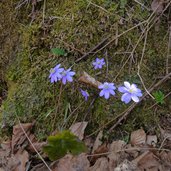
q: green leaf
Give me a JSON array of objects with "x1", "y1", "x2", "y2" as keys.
[
  {"x1": 153, "y1": 90, "x2": 165, "y2": 104},
  {"x1": 43, "y1": 130, "x2": 87, "y2": 161},
  {"x1": 51, "y1": 48, "x2": 67, "y2": 56}
]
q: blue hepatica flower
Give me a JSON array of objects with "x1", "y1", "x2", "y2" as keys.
[
  {"x1": 118, "y1": 81, "x2": 143, "y2": 104},
  {"x1": 61, "y1": 68, "x2": 75, "y2": 85},
  {"x1": 92, "y1": 58, "x2": 105, "y2": 69},
  {"x1": 49, "y1": 64, "x2": 64, "y2": 83},
  {"x1": 80, "y1": 89, "x2": 89, "y2": 101},
  {"x1": 98, "y1": 82, "x2": 116, "y2": 99}
]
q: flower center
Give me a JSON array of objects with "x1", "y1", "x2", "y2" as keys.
[
  {"x1": 104, "y1": 85, "x2": 109, "y2": 89},
  {"x1": 97, "y1": 61, "x2": 101, "y2": 65},
  {"x1": 61, "y1": 71, "x2": 66, "y2": 76},
  {"x1": 50, "y1": 68, "x2": 55, "y2": 73},
  {"x1": 129, "y1": 88, "x2": 134, "y2": 93}
]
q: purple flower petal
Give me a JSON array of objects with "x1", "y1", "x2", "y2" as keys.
[
  {"x1": 119, "y1": 81, "x2": 142, "y2": 104},
  {"x1": 62, "y1": 77, "x2": 67, "y2": 84},
  {"x1": 99, "y1": 90, "x2": 105, "y2": 96},
  {"x1": 124, "y1": 81, "x2": 131, "y2": 89},
  {"x1": 49, "y1": 64, "x2": 64, "y2": 83},
  {"x1": 118, "y1": 86, "x2": 127, "y2": 93},
  {"x1": 92, "y1": 57, "x2": 105, "y2": 69},
  {"x1": 98, "y1": 82, "x2": 116, "y2": 99},
  {"x1": 131, "y1": 95, "x2": 140, "y2": 102},
  {"x1": 121, "y1": 93, "x2": 131, "y2": 104},
  {"x1": 109, "y1": 89, "x2": 115, "y2": 95},
  {"x1": 104, "y1": 91, "x2": 110, "y2": 99},
  {"x1": 80, "y1": 89, "x2": 89, "y2": 101}
]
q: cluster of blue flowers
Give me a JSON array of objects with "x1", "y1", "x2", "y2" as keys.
[
  {"x1": 49, "y1": 58, "x2": 142, "y2": 104},
  {"x1": 49, "y1": 64, "x2": 75, "y2": 85}
]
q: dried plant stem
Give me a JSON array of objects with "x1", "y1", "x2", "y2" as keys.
[
  {"x1": 166, "y1": 24, "x2": 171, "y2": 74},
  {"x1": 18, "y1": 119, "x2": 52, "y2": 171},
  {"x1": 148, "y1": 92, "x2": 171, "y2": 109},
  {"x1": 88, "y1": 72, "x2": 171, "y2": 137},
  {"x1": 109, "y1": 72, "x2": 171, "y2": 132},
  {"x1": 42, "y1": 0, "x2": 46, "y2": 24},
  {"x1": 86, "y1": 0, "x2": 111, "y2": 14}
]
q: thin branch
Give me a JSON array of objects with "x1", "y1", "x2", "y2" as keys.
[
  {"x1": 109, "y1": 72, "x2": 171, "y2": 132},
  {"x1": 86, "y1": 0, "x2": 111, "y2": 14},
  {"x1": 75, "y1": 37, "x2": 109, "y2": 63},
  {"x1": 133, "y1": 0, "x2": 151, "y2": 11},
  {"x1": 18, "y1": 120, "x2": 52, "y2": 171}
]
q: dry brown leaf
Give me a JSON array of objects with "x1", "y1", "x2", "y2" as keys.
[
  {"x1": 92, "y1": 131, "x2": 103, "y2": 153},
  {"x1": 160, "y1": 128, "x2": 171, "y2": 141},
  {"x1": 12, "y1": 123, "x2": 33, "y2": 152},
  {"x1": 151, "y1": 0, "x2": 164, "y2": 14},
  {"x1": 6, "y1": 156, "x2": 20, "y2": 171},
  {"x1": 69, "y1": 122, "x2": 88, "y2": 140},
  {"x1": 146, "y1": 135, "x2": 157, "y2": 147},
  {"x1": 13, "y1": 149, "x2": 29, "y2": 171},
  {"x1": 84, "y1": 137, "x2": 94, "y2": 152},
  {"x1": 160, "y1": 151, "x2": 171, "y2": 167},
  {"x1": 30, "y1": 163, "x2": 50, "y2": 171},
  {"x1": 51, "y1": 153, "x2": 90, "y2": 171},
  {"x1": 78, "y1": 71, "x2": 102, "y2": 89},
  {"x1": 124, "y1": 144, "x2": 139, "y2": 158},
  {"x1": 114, "y1": 159, "x2": 137, "y2": 171},
  {"x1": 137, "y1": 152, "x2": 161, "y2": 170},
  {"x1": 88, "y1": 157, "x2": 109, "y2": 171},
  {"x1": 130, "y1": 129, "x2": 146, "y2": 146},
  {"x1": 108, "y1": 141, "x2": 126, "y2": 170},
  {"x1": 27, "y1": 142, "x2": 47, "y2": 153},
  {"x1": 1, "y1": 140, "x2": 11, "y2": 156},
  {"x1": 91, "y1": 143, "x2": 109, "y2": 164}
]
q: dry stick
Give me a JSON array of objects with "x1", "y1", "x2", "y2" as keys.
[
  {"x1": 75, "y1": 37, "x2": 109, "y2": 63},
  {"x1": 133, "y1": 0, "x2": 150, "y2": 11},
  {"x1": 95, "y1": 0, "x2": 171, "y2": 55},
  {"x1": 112, "y1": 29, "x2": 146, "y2": 82},
  {"x1": 18, "y1": 120, "x2": 52, "y2": 171},
  {"x1": 76, "y1": 20, "x2": 148, "y2": 64},
  {"x1": 87, "y1": 147, "x2": 170, "y2": 157},
  {"x1": 166, "y1": 23, "x2": 171, "y2": 74},
  {"x1": 94, "y1": 20, "x2": 147, "y2": 55},
  {"x1": 86, "y1": 0, "x2": 111, "y2": 14},
  {"x1": 42, "y1": 0, "x2": 46, "y2": 24},
  {"x1": 62, "y1": 100, "x2": 85, "y2": 128},
  {"x1": 56, "y1": 37, "x2": 84, "y2": 55},
  {"x1": 109, "y1": 72, "x2": 171, "y2": 132},
  {"x1": 113, "y1": 3, "x2": 170, "y2": 81},
  {"x1": 75, "y1": 1, "x2": 162, "y2": 64},
  {"x1": 148, "y1": 91, "x2": 171, "y2": 110},
  {"x1": 137, "y1": 22, "x2": 155, "y2": 99}
]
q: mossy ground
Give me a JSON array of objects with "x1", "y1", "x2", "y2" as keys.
[{"x1": 0, "y1": 0, "x2": 170, "y2": 140}]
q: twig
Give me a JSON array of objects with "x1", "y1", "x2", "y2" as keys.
[
  {"x1": 148, "y1": 91, "x2": 171, "y2": 109},
  {"x1": 18, "y1": 120, "x2": 52, "y2": 171},
  {"x1": 87, "y1": 147, "x2": 170, "y2": 157},
  {"x1": 133, "y1": 0, "x2": 151, "y2": 11},
  {"x1": 75, "y1": 37, "x2": 109, "y2": 63},
  {"x1": 166, "y1": 23, "x2": 171, "y2": 74},
  {"x1": 42, "y1": 0, "x2": 46, "y2": 24},
  {"x1": 109, "y1": 72, "x2": 171, "y2": 132},
  {"x1": 86, "y1": 0, "x2": 111, "y2": 14},
  {"x1": 95, "y1": 20, "x2": 147, "y2": 54},
  {"x1": 15, "y1": 0, "x2": 28, "y2": 9}
]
